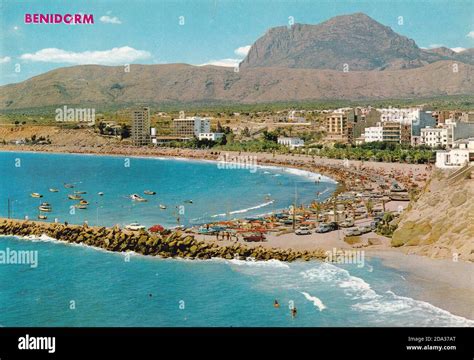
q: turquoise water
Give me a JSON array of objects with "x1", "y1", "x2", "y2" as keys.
[
  {"x1": 0, "y1": 236, "x2": 472, "y2": 327},
  {"x1": 1, "y1": 151, "x2": 472, "y2": 327},
  {"x1": 0, "y1": 151, "x2": 336, "y2": 227}
]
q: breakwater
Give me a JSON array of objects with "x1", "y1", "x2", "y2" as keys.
[{"x1": 0, "y1": 218, "x2": 327, "y2": 262}]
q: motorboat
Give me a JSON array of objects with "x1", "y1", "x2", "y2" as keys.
[
  {"x1": 31, "y1": 193, "x2": 43, "y2": 198},
  {"x1": 38, "y1": 204, "x2": 52, "y2": 212},
  {"x1": 130, "y1": 194, "x2": 147, "y2": 202},
  {"x1": 79, "y1": 200, "x2": 89, "y2": 205},
  {"x1": 64, "y1": 183, "x2": 74, "y2": 189},
  {"x1": 68, "y1": 194, "x2": 82, "y2": 200},
  {"x1": 49, "y1": 188, "x2": 59, "y2": 193},
  {"x1": 143, "y1": 190, "x2": 156, "y2": 195},
  {"x1": 159, "y1": 204, "x2": 167, "y2": 210}
]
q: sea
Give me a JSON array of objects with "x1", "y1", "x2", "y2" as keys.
[{"x1": 0, "y1": 151, "x2": 472, "y2": 327}]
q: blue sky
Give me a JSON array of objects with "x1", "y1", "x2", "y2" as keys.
[{"x1": 1, "y1": 0, "x2": 473, "y2": 85}]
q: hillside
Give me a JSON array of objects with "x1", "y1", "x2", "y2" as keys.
[
  {"x1": 1, "y1": 60, "x2": 473, "y2": 110},
  {"x1": 1, "y1": 12, "x2": 473, "y2": 110}
]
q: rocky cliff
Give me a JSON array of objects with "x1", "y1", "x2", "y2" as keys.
[{"x1": 391, "y1": 168, "x2": 474, "y2": 261}]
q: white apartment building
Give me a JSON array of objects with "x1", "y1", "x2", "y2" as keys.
[
  {"x1": 363, "y1": 125, "x2": 383, "y2": 143},
  {"x1": 277, "y1": 137, "x2": 305, "y2": 149},
  {"x1": 378, "y1": 107, "x2": 422, "y2": 124},
  {"x1": 420, "y1": 127, "x2": 450, "y2": 148},
  {"x1": 173, "y1": 116, "x2": 211, "y2": 138},
  {"x1": 198, "y1": 132, "x2": 224, "y2": 141},
  {"x1": 436, "y1": 138, "x2": 474, "y2": 168}
]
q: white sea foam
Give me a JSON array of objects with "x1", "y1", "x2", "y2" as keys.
[
  {"x1": 301, "y1": 291, "x2": 326, "y2": 311},
  {"x1": 283, "y1": 167, "x2": 337, "y2": 184},
  {"x1": 210, "y1": 200, "x2": 274, "y2": 217},
  {"x1": 228, "y1": 258, "x2": 290, "y2": 269},
  {"x1": 352, "y1": 291, "x2": 474, "y2": 327},
  {"x1": 301, "y1": 262, "x2": 378, "y2": 300}
]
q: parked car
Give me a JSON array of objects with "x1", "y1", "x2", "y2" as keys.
[
  {"x1": 328, "y1": 222, "x2": 339, "y2": 230},
  {"x1": 243, "y1": 233, "x2": 266, "y2": 242},
  {"x1": 339, "y1": 218, "x2": 354, "y2": 228},
  {"x1": 315, "y1": 224, "x2": 332, "y2": 233},
  {"x1": 345, "y1": 228, "x2": 362, "y2": 236},
  {"x1": 295, "y1": 227, "x2": 312, "y2": 235},
  {"x1": 358, "y1": 225, "x2": 372, "y2": 234},
  {"x1": 125, "y1": 222, "x2": 145, "y2": 231}
]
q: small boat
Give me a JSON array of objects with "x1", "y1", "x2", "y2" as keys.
[
  {"x1": 68, "y1": 194, "x2": 82, "y2": 200},
  {"x1": 98, "y1": 192, "x2": 104, "y2": 196},
  {"x1": 31, "y1": 193, "x2": 43, "y2": 198},
  {"x1": 79, "y1": 200, "x2": 89, "y2": 205},
  {"x1": 74, "y1": 191, "x2": 87, "y2": 194},
  {"x1": 38, "y1": 203, "x2": 52, "y2": 212},
  {"x1": 125, "y1": 222, "x2": 145, "y2": 231},
  {"x1": 74, "y1": 204, "x2": 88, "y2": 209},
  {"x1": 64, "y1": 183, "x2": 74, "y2": 189},
  {"x1": 144, "y1": 190, "x2": 156, "y2": 195},
  {"x1": 184, "y1": 200, "x2": 193, "y2": 204},
  {"x1": 389, "y1": 193, "x2": 410, "y2": 201},
  {"x1": 390, "y1": 182, "x2": 407, "y2": 193},
  {"x1": 49, "y1": 188, "x2": 59, "y2": 193},
  {"x1": 159, "y1": 204, "x2": 167, "y2": 210},
  {"x1": 38, "y1": 214, "x2": 48, "y2": 220},
  {"x1": 130, "y1": 194, "x2": 147, "y2": 202}
]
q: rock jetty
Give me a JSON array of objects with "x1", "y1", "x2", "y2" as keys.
[{"x1": 0, "y1": 218, "x2": 327, "y2": 262}]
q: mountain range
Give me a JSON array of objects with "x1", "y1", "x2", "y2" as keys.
[{"x1": 1, "y1": 13, "x2": 473, "y2": 110}]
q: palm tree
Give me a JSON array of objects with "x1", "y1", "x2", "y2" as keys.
[{"x1": 364, "y1": 199, "x2": 374, "y2": 217}]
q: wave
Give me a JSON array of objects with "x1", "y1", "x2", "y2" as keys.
[
  {"x1": 283, "y1": 168, "x2": 338, "y2": 184},
  {"x1": 301, "y1": 291, "x2": 326, "y2": 311},
  {"x1": 212, "y1": 257, "x2": 290, "y2": 269},
  {"x1": 3, "y1": 234, "x2": 111, "y2": 254},
  {"x1": 352, "y1": 291, "x2": 474, "y2": 327},
  {"x1": 210, "y1": 200, "x2": 274, "y2": 218},
  {"x1": 299, "y1": 262, "x2": 474, "y2": 326},
  {"x1": 301, "y1": 262, "x2": 378, "y2": 300}
]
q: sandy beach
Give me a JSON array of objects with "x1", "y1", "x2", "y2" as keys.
[{"x1": 1, "y1": 145, "x2": 472, "y2": 322}]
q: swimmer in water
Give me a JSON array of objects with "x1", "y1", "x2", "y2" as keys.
[
  {"x1": 291, "y1": 307, "x2": 297, "y2": 318},
  {"x1": 274, "y1": 299, "x2": 280, "y2": 308}
]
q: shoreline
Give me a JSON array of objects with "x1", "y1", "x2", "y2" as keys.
[
  {"x1": 366, "y1": 250, "x2": 474, "y2": 320},
  {"x1": 2, "y1": 227, "x2": 473, "y2": 323},
  {"x1": 4, "y1": 146, "x2": 473, "y2": 321}
]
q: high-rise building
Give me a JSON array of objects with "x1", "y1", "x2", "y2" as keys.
[{"x1": 131, "y1": 107, "x2": 150, "y2": 146}]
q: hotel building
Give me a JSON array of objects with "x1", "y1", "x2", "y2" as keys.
[
  {"x1": 131, "y1": 107, "x2": 151, "y2": 146},
  {"x1": 173, "y1": 116, "x2": 211, "y2": 138}
]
